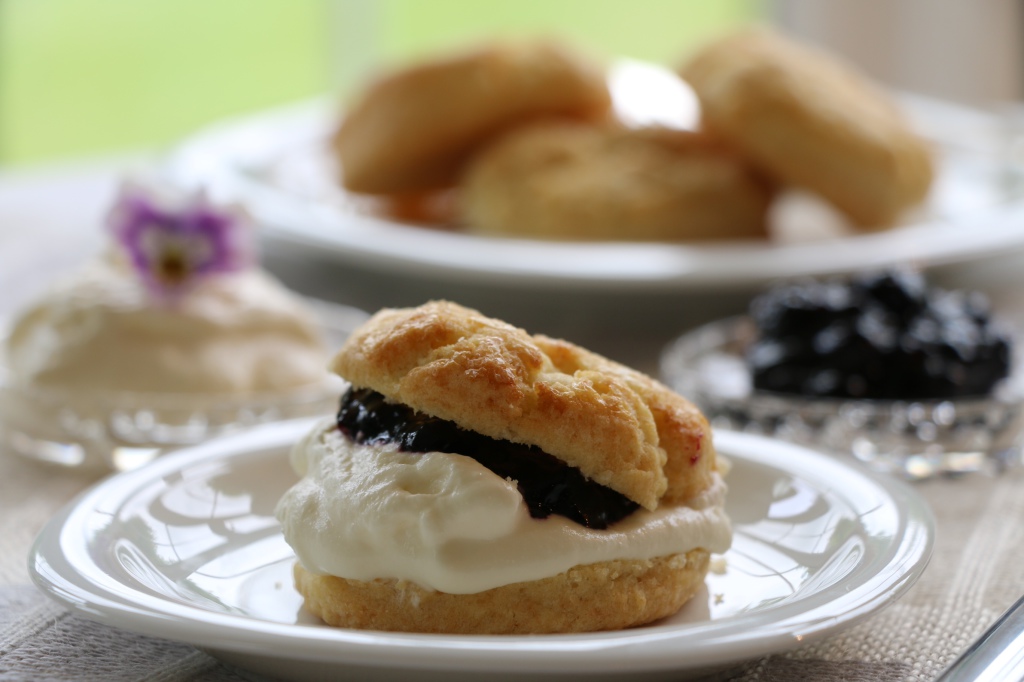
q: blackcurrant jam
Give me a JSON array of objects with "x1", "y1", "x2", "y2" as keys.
[
  {"x1": 747, "y1": 270, "x2": 1012, "y2": 400},
  {"x1": 337, "y1": 387, "x2": 639, "y2": 529}
]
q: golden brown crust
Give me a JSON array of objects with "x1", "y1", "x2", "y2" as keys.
[
  {"x1": 680, "y1": 28, "x2": 934, "y2": 228},
  {"x1": 532, "y1": 334, "x2": 716, "y2": 505},
  {"x1": 295, "y1": 549, "x2": 709, "y2": 634},
  {"x1": 332, "y1": 301, "x2": 716, "y2": 510},
  {"x1": 460, "y1": 120, "x2": 773, "y2": 241},
  {"x1": 334, "y1": 41, "x2": 611, "y2": 195}
]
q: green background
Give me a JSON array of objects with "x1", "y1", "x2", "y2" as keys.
[{"x1": 0, "y1": 0, "x2": 759, "y2": 165}]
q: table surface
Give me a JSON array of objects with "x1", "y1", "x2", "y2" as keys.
[{"x1": 3, "y1": 158, "x2": 1024, "y2": 682}]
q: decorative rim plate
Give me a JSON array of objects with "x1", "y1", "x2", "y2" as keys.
[
  {"x1": 660, "y1": 316, "x2": 1024, "y2": 479},
  {"x1": 30, "y1": 419, "x2": 934, "y2": 681},
  {"x1": 163, "y1": 75, "x2": 1024, "y2": 292}
]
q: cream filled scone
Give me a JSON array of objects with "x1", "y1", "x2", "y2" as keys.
[
  {"x1": 6, "y1": 256, "x2": 327, "y2": 395},
  {"x1": 276, "y1": 300, "x2": 731, "y2": 634}
]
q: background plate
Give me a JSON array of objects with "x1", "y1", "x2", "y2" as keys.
[
  {"x1": 30, "y1": 419, "x2": 934, "y2": 681},
  {"x1": 164, "y1": 76, "x2": 1024, "y2": 292}
]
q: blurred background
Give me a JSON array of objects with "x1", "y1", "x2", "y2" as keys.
[
  {"x1": 3, "y1": 0, "x2": 1024, "y2": 365},
  {"x1": 4, "y1": 0, "x2": 1022, "y2": 167},
  {"x1": 0, "y1": 0, "x2": 759, "y2": 166}
]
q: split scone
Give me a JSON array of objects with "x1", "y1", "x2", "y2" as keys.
[
  {"x1": 460, "y1": 120, "x2": 773, "y2": 241},
  {"x1": 276, "y1": 301, "x2": 731, "y2": 634},
  {"x1": 680, "y1": 27, "x2": 934, "y2": 228},
  {"x1": 334, "y1": 41, "x2": 611, "y2": 195}
]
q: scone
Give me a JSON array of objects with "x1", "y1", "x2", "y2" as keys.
[
  {"x1": 334, "y1": 41, "x2": 611, "y2": 195},
  {"x1": 460, "y1": 120, "x2": 772, "y2": 241},
  {"x1": 276, "y1": 301, "x2": 731, "y2": 634},
  {"x1": 680, "y1": 27, "x2": 934, "y2": 228}
]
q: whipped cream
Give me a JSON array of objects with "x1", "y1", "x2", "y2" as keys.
[
  {"x1": 276, "y1": 418, "x2": 732, "y2": 594},
  {"x1": 6, "y1": 257, "x2": 327, "y2": 394}
]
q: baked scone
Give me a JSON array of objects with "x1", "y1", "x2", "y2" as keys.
[
  {"x1": 334, "y1": 41, "x2": 611, "y2": 195},
  {"x1": 276, "y1": 301, "x2": 731, "y2": 634},
  {"x1": 460, "y1": 120, "x2": 772, "y2": 241},
  {"x1": 680, "y1": 27, "x2": 934, "y2": 228}
]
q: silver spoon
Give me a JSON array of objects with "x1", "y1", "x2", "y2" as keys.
[{"x1": 936, "y1": 594, "x2": 1024, "y2": 681}]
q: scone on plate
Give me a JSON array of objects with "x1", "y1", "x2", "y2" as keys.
[
  {"x1": 680, "y1": 27, "x2": 934, "y2": 228},
  {"x1": 334, "y1": 41, "x2": 611, "y2": 195},
  {"x1": 460, "y1": 120, "x2": 773, "y2": 241},
  {"x1": 276, "y1": 301, "x2": 731, "y2": 634}
]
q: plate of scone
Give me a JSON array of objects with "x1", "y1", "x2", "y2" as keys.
[
  {"x1": 31, "y1": 302, "x2": 934, "y2": 681},
  {"x1": 167, "y1": 27, "x2": 1024, "y2": 291}
]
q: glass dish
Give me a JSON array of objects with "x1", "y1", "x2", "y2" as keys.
[
  {"x1": 0, "y1": 299, "x2": 368, "y2": 472},
  {"x1": 660, "y1": 316, "x2": 1024, "y2": 479}
]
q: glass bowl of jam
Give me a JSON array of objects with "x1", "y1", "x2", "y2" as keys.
[{"x1": 660, "y1": 271, "x2": 1024, "y2": 479}]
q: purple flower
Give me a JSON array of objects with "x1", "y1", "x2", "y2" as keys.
[{"x1": 107, "y1": 182, "x2": 255, "y2": 299}]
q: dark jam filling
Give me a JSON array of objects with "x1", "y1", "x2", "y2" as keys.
[{"x1": 336, "y1": 387, "x2": 639, "y2": 529}]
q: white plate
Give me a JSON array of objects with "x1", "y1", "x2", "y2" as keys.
[
  {"x1": 30, "y1": 419, "x2": 933, "y2": 681},
  {"x1": 164, "y1": 67, "x2": 1024, "y2": 292}
]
